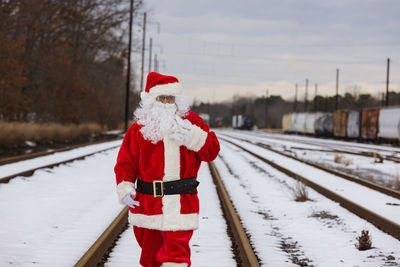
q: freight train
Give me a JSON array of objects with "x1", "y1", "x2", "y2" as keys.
[
  {"x1": 282, "y1": 106, "x2": 400, "y2": 142},
  {"x1": 232, "y1": 115, "x2": 255, "y2": 130}
]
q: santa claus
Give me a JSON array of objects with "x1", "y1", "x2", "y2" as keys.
[{"x1": 114, "y1": 72, "x2": 220, "y2": 267}]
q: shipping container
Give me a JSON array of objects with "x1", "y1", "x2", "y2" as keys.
[
  {"x1": 282, "y1": 113, "x2": 293, "y2": 132},
  {"x1": 361, "y1": 107, "x2": 380, "y2": 140},
  {"x1": 333, "y1": 110, "x2": 348, "y2": 137},
  {"x1": 347, "y1": 110, "x2": 361, "y2": 139},
  {"x1": 378, "y1": 106, "x2": 400, "y2": 140}
]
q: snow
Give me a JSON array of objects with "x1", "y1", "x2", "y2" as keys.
[
  {"x1": 0, "y1": 140, "x2": 122, "y2": 178},
  {"x1": 217, "y1": 129, "x2": 400, "y2": 188},
  {"x1": 215, "y1": 139, "x2": 400, "y2": 266},
  {"x1": 1, "y1": 133, "x2": 399, "y2": 266},
  {"x1": 0, "y1": 142, "x2": 235, "y2": 266}
]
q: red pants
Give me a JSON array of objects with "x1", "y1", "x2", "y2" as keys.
[{"x1": 133, "y1": 226, "x2": 193, "y2": 267}]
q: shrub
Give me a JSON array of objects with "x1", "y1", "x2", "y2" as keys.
[
  {"x1": 293, "y1": 181, "x2": 310, "y2": 202},
  {"x1": 355, "y1": 230, "x2": 372, "y2": 251}
]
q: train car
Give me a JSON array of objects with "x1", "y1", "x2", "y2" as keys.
[
  {"x1": 378, "y1": 106, "x2": 400, "y2": 141},
  {"x1": 333, "y1": 110, "x2": 348, "y2": 137},
  {"x1": 290, "y1": 113, "x2": 298, "y2": 132},
  {"x1": 361, "y1": 107, "x2": 380, "y2": 140},
  {"x1": 232, "y1": 115, "x2": 243, "y2": 129},
  {"x1": 305, "y1": 113, "x2": 325, "y2": 134},
  {"x1": 347, "y1": 110, "x2": 361, "y2": 139},
  {"x1": 294, "y1": 113, "x2": 307, "y2": 133},
  {"x1": 323, "y1": 114, "x2": 334, "y2": 136},
  {"x1": 232, "y1": 114, "x2": 254, "y2": 130},
  {"x1": 282, "y1": 113, "x2": 293, "y2": 133},
  {"x1": 315, "y1": 115, "x2": 325, "y2": 136}
]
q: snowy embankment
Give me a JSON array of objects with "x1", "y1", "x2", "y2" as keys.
[
  {"x1": 216, "y1": 139, "x2": 400, "y2": 266},
  {"x1": 0, "y1": 140, "x2": 122, "y2": 178},
  {"x1": 0, "y1": 142, "x2": 235, "y2": 266},
  {"x1": 218, "y1": 129, "x2": 400, "y2": 188},
  {"x1": 218, "y1": 134, "x2": 400, "y2": 225}
]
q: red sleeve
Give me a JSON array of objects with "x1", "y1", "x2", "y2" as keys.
[
  {"x1": 114, "y1": 123, "x2": 140, "y2": 201},
  {"x1": 185, "y1": 111, "x2": 220, "y2": 162}
]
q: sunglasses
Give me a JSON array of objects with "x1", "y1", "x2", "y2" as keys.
[{"x1": 156, "y1": 95, "x2": 175, "y2": 102}]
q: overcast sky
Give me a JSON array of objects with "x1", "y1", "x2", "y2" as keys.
[{"x1": 136, "y1": 0, "x2": 400, "y2": 103}]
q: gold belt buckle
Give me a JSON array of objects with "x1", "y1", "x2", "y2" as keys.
[{"x1": 153, "y1": 180, "x2": 164, "y2": 198}]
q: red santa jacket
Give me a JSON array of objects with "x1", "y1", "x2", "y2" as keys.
[{"x1": 114, "y1": 110, "x2": 220, "y2": 231}]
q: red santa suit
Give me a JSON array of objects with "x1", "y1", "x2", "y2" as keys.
[{"x1": 114, "y1": 72, "x2": 220, "y2": 267}]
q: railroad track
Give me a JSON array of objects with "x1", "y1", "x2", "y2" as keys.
[
  {"x1": 74, "y1": 162, "x2": 261, "y2": 267},
  {"x1": 0, "y1": 142, "x2": 122, "y2": 183},
  {"x1": 218, "y1": 134, "x2": 400, "y2": 241},
  {"x1": 218, "y1": 133, "x2": 400, "y2": 200},
  {"x1": 0, "y1": 137, "x2": 123, "y2": 166},
  {"x1": 241, "y1": 130, "x2": 400, "y2": 163}
]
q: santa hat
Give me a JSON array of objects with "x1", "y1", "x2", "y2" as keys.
[{"x1": 140, "y1": 72, "x2": 183, "y2": 100}]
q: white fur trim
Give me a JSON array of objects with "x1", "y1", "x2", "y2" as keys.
[
  {"x1": 161, "y1": 263, "x2": 188, "y2": 267},
  {"x1": 116, "y1": 181, "x2": 135, "y2": 204},
  {"x1": 186, "y1": 125, "x2": 207, "y2": 152},
  {"x1": 141, "y1": 82, "x2": 183, "y2": 99},
  {"x1": 129, "y1": 212, "x2": 199, "y2": 231}
]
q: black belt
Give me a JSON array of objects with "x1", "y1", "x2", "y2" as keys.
[{"x1": 136, "y1": 177, "x2": 199, "y2": 198}]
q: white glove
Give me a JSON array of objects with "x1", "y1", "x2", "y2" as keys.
[
  {"x1": 169, "y1": 116, "x2": 195, "y2": 146},
  {"x1": 122, "y1": 190, "x2": 140, "y2": 208}
]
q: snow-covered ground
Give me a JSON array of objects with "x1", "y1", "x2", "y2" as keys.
[
  {"x1": 0, "y1": 142, "x2": 235, "y2": 266},
  {"x1": 0, "y1": 140, "x2": 122, "y2": 178},
  {"x1": 217, "y1": 129, "x2": 400, "y2": 190},
  {"x1": 1, "y1": 135, "x2": 399, "y2": 266},
  {"x1": 215, "y1": 139, "x2": 400, "y2": 266}
]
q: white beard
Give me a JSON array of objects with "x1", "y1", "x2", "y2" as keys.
[{"x1": 136, "y1": 101, "x2": 177, "y2": 144}]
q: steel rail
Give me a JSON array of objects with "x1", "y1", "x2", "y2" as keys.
[
  {"x1": 208, "y1": 161, "x2": 260, "y2": 267},
  {"x1": 0, "y1": 137, "x2": 122, "y2": 166},
  {"x1": 0, "y1": 145, "x2": 121, "y2": 183},
  {"x1": 75, "y1": 207, "x2": 129, "y2": 267},
  {"x1": 219, "y1": 134, "x2": 400, "y2": 200},
  {"x1": 220, "y1": 137, "x2": 400, "y2": 241}
]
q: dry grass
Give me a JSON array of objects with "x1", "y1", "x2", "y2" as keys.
[
  {"x1": 0, "y1": 121, "x2": 103, "y2": 148},
  {"x1": 355, "y1": 230, "x2": 372, "y2": 251},
  {"x1": 292, "y1": 181, "x2": 310, "y2": 202},
  {"x1": 391, "y1": 178, "x2": 400, "y2": 191},
  {"x1": 334, "y1": 154, "x2": 353, "y2": 166}
]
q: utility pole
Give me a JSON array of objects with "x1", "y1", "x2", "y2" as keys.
[
  {"x1": 335, "y1": 68, "x2": 339, "y2": 110},
  {"x1": 154, "y1": 54, "x2": 158, "y2": 72},
  {"x1": 265, "y1": 89, "x2": 268, "y2": 128},
  {"x1": 294, "y1": 83, "x2": 298, "y2": 112},
  {"x1": 124, "y1": 0, "x2": 134, "y2": 132},
  {"x1": 305, "y1": 79, "x2": 308, "y2": 112},
  {"x1": 314, "y1": 83, "x2": 318, "y2": 111},
  {"x1": 148, "y1": 37, "x2": 152, "y2": 73},
  {"x1": 140, "y1": 12, "x2": 147, "y2": 91},
  {"x1": 386, "y1": 58, "x2": 390, "y2": 106}
]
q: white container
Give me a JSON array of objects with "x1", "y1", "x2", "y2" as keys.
[
  {"x1": 378, "y1": 107, "x2": 400, "y2": 140},
  {"x1": 294, "y1": 113, "x2": 307, "y2": 133},
  {"x1": 305, "y1": 113, "x2": 325, "y2": 134},
  {"x1": 347, "y1": 110, "x2": 361, "y2": 138}
]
